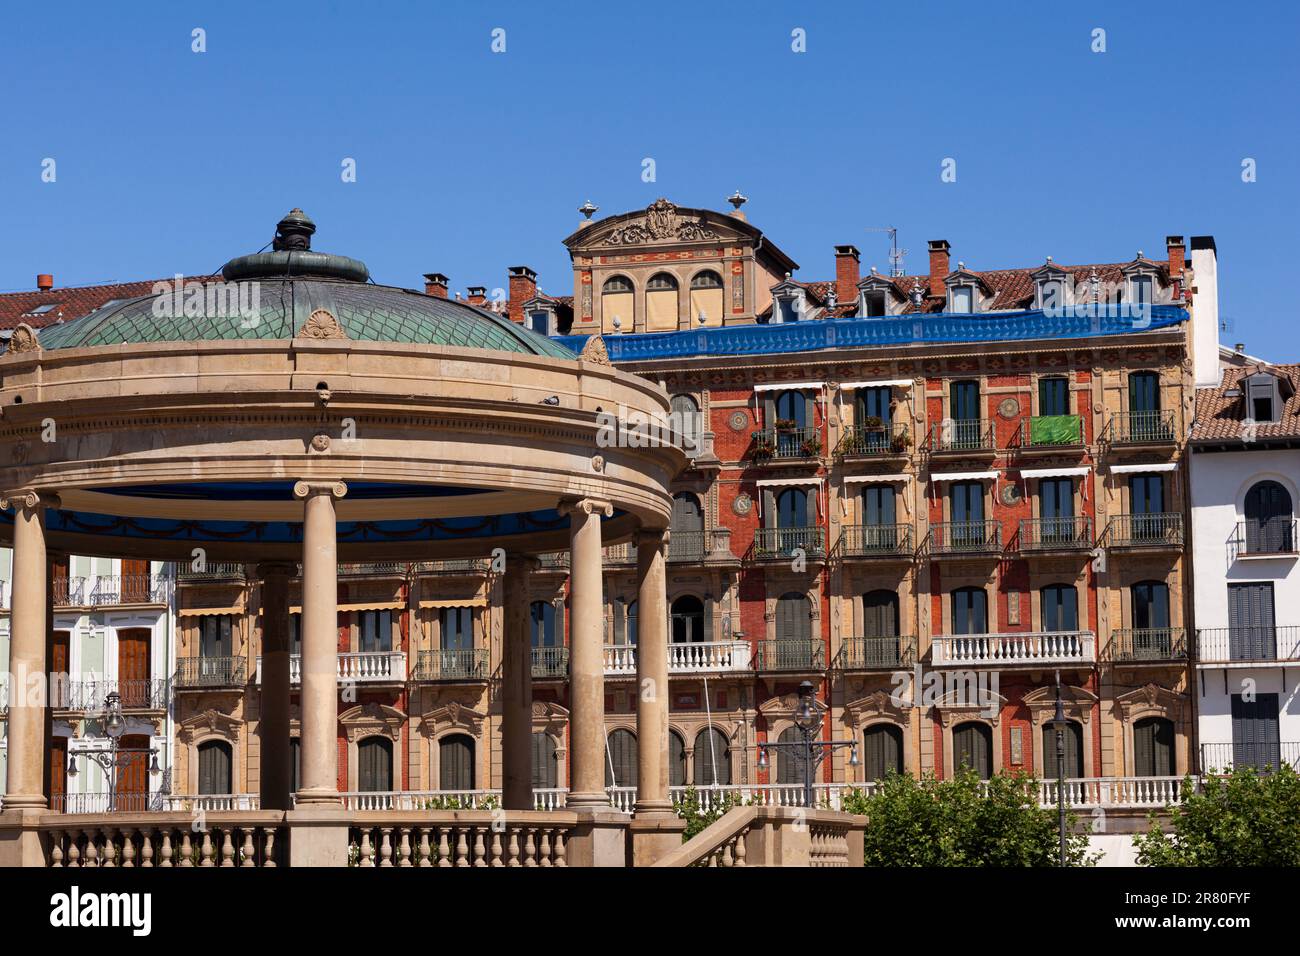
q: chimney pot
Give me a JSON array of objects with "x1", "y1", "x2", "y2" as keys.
[
  {"x1": 36, "y1": 274, "x2": 53, "y2": 291},
  {"x1": 927, "y1": 240, "x2": 950, "y2": 298},
  {"x1": 467, "y1": 286, "x2": 487, "y2": 307},
  {"x1": 423, "y1": 272, "x2": 450, "y2": 298},
  {"x1": 833, "y1": 245, "x2": 860, "y2": 307},
  {"x1": 507, "y1": 266, "x2": 538, "y2": 323}
]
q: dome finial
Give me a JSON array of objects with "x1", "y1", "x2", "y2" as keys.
[{"x1": 273, "y1": 209, "x2": 316, "y2": 251}]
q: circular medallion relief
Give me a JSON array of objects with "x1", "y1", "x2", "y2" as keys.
[
  {"x1": 728, "y1": 410, "x2": 750, "y2": 432},
  {"x1": 997, "y1": 398, "x2": 1020, "y2": 420},
  {"x1": 732, "y1": 493, "x2": 753, "y2": 516},
  {"x1": 1000, "y1": 484, "x2": 1022, "y2": 506}
]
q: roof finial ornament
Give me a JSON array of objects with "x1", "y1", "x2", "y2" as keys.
[
  {"x1": 578, "y1": 200, "x2": 598, "y2": 221},
  {"x1": 910, "y1": 278, "x2": 924, "y2": 308},
  {"x1": 1046, "y1": 255, "x2": 1053, "y2": 264},
  {"x1": 1136, "y1": 250, "x2": 1144, "y2": 260},
  {"x1": 273, "y1": 209, "x2": 316, "y2": 252},
  {"x1": 727, "y1": 189, "x2": 748, "y2": 212}
]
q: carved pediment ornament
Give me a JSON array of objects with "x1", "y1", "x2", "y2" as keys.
[
  {"x1": 297, "y1": 308, "x2": 346, "y2": 340},
  {"x1": 1022, "y1": 685, "x2": 1097, "y2": 725},
  {"x1": 340, "y1": 702, "x2": 406, "y2": 742},
  {"x1": 8, "y1": 323, "x2": 41, "y2": 354},
  {"x1": 758, "y1": 692, "x2": 828, "y2": 719},
  {"x1": 419, "y1": 700, "x2": 488, "y2": 737},
  {"x1": 602, "y1": 199, "x2": 720, "y2": 246},
  {"x1": 843, "y1": 689, "x2": 909, "y2": 725},
  {"x1": 1116, "y1": 682, "x2": 1186, "y2": 720},
  {"x1": 579, "y1": 334, "x2": 612, "y2": 366},
  {"x1": 178, "y1": 707, "x2": 241, "y2": 743}
]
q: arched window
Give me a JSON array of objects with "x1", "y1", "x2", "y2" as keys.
[
  {"x1": 693, "y1": 728, "x2": 731, "y2": 785},
  {"x1": 646, "y1": 272, "x2": 679, "y2": 332},
  {"x1": 859, "y1": 591, "x2": 901, "y2": 667},
  {"x1": 952, "y1": 722, "x2": 993, "y2": 779},
  {"x1": 601, "y1": 275, "x2": 634, "y2": 334},
  {"x1": 689, "y1": 270, "x2": 724, "y2": 327},
  {"x1": 530, "y1": 601, "x2": 557, "y2": 647},
  {"x1": 951, "y1": 587, "x2": 987, "y2": 635},
  {"x1": 1041, "y1": 584, "x2": 1078, "y2": 632},
  {"x1": 671, "y1": 595, "x2": 705, "y2": 644},
  {"x1": 357, "y1": 736, "x2": 393, "y2": 792},
  {"x1": 668, "y1": 730, "x2": 687, "y2": 787},
  {"x1": 773, "y1": 593, "x2": 813, "y2": 669},
  {"x1": 776, "y1": 726, "x2": 810, "y2": 786},
  {"x1": 439, "y1": 734, "x2": 475, "y2": 791},
  {"x1": 1133, "y1": 717, "x2": 1174, "y2": 776},
  {"x1": 531, "y1": 733, "x2": 557, "y2": 790},
  {"x1": 197, "y1": 739, "x2": 233, "y2": 796},
  {"x1": 606, "y1": 729, "x2": 637, "y2": 788},
  {"x1": 862, "y1": 724, "x2": 904, "y2": 781},
  {"x1": 1041, "y1": 720, "x2": 1084, "y2": 779},
  {"x1": 670, "y1": 394, "x2": 701, "y2": 456},
  {"x1": 1245, "y1": 480, "x2": 1294, "y2": 553}
]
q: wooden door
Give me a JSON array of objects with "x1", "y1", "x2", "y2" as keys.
[
  {"x1": 118, "y1": 733, "x2": 150, "y2": 810},
  {"x1": 122, "y1": 559, "x2": 150, "y2": 603},
  {"x1": 50, "y1": 737, "x2": 68, "y2": 811},
  {"x1": 50, "y1": 557, "x2": 69, "y2": 605},
  {"x1": 117, "y1": 628, "x2": 151, "y2": 707}
]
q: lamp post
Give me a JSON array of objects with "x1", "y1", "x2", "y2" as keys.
[
  {"x1": 755, "y1": 681, "x2": 858, "y2": 809},
  {"x1": 66, "y1": 691, "x2": 161, "y2": 812},
  {"x1": 1047, "y1": 670, "x2": 1068, "y2": 866}
]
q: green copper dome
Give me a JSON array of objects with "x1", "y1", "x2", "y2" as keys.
[{"x1": 35, "y1": 210, "x2": 575, "y2": 360}]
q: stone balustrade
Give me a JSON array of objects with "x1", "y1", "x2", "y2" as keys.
[{"x1": 348, "y1": 811, "x2": 577, "y2": 867}]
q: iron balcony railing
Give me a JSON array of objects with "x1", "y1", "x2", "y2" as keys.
[
  {"x1": 926, "y1": 419, "x2": 995, "y2": 453},
  {"x1": 414, "y1": 648, "x2": 489, "y2": 681},
  {"x1": 667, "y1": 529, "x2": 713, "y2": 562},
  {"x1": 55, "y1": 678, "x2": 171, "y2": 711},
  {"x1": 1104, "y1": 409, "x2": 1176, "y2": 445},
  {"x1": 414, "y1": 558, "x2": 492, "y2": 574},
  {"x1": 1108, "y1": 628, "x2": 1188, "y2": 662},
  {"x1": 1104, "y1": 513, "x2": 1183, "y2": 548},
  {"x1": 753, "y1": 526, "x2": 826, "y2": 560},
  {"x1": 1017, "y1": 415, "x2": 1084, "y2": 448},
  {"x1": 1230, "y1": 519, "x2": 1298, "y2": 557},
  {"x1": 1018, "y1": 516, "x2": 1093, "y2": 551},
  {"x1": 53, "y1": 577, "x2": 86, "y2": 606},
  {"x1": 751, "y1": 426, "x2": 822, "y2": 461},
  {"x1": 88, "y1": 574, "x2": 169, "y2": 606},
  {"x1": 1201, "y1": 741, "x2": 1300, "y2": 773},
  {"x1": 175, "y1": 561, "x2": 246, "y2": 582},
  {"x1": 338, "y1": 561, "x2": 409, "y2": 577},
  {"x1": 531, "y1": 646, "x2": 569, "y2": 679},
  {"x1": 837, "y1": 523, "x2": 913, "y2": 558},
  {"x1": 931, "y1": 630, "x2": 1096, "y2": 666},
  {"x1": 837, "y1": 634, "x2": 917, "y2": 670},
  {"x1": 835, "y1": 423, "x2": 913, "y2": 457},
  {"x1": 1196, "y1": 626, "x2": 1300, "y2": 663},
  {"x1": 927, "y1": 520, "x2": 1002, "y2": 555},
  {"x1": 755, "y1": 639, "x2": 825, "y2": 672},
  {"x1": 173, "y1": 655, "x2": 248, "y2": 688}
]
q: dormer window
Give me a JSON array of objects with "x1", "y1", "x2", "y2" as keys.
[
  {"x1": 775, "y1": 292, "x2": 803, "y2": 323},
  {"x1": 1130, "y1": 275, "x2": 1153, "y2": 307},
  {"x1": 528, "y1": 310, "x2": 552, "y2": 335},
  {"x1": 950, "y1": 285, "x2": 975, "y2": 313},
  {"x1": 1245, "y1": 373, "x2": 1281, "y2": 423},
  {"x1": 863, "y1": 291, "x2": 887, "y2": 317},
  {"x1": 1037, "y1": 279, "x2": 1066, "y2": 311}
]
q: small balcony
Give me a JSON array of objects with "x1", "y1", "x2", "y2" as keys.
[
  {"x1": 1104, "y1": 410, "x2": 1176, "y2": 446},
  {"x1": 835, "y1": 423, "x2": 913, "y2": 459},
  {"x1": 414, "y1": 648, "x2": 489, "y2": 681},
  {"x1": 1228, "y1": 519, "x2": 1298, "y2": 560},
  {"x1": 1196, "y1": 626, "x2": 1300, "y2": 664},
  {"x1": 926, "y1": 419, "x2": 995, "y2": 455},
  {"x1": 338, "y1": 561, "x2": 408, "y2": 578},
  {"x1": 750, "y1": 426, "x2": 823, "y2": 463},
  {"x1": 1103, "y1": 513, "x2": 1183, "y2": 549},
  {"x1": 414, "y1": 558, "x2": 492, "y2": 575},
  {"x1": 1015, "y1": 415, "x2": 1084, "y2": 451},
  {"x1": 535, "y1": 552, "x2": 570, "y2": 573},
  {"x1": 837, "y1": 635, "x2": 917, "y2": 670},
  {"x1": 1201, "y1": 741, "x2": 1300, "y2": 773},
  {"x1": 87, "y1": 574, "x2": 169, "y2": 606},
  {"x1": 1107, "y1": 628, "x2": 1188, "y2": 663},
  {"x1": 836, "y1": 523, "x2": 914, "y2": 561},
  {"x1": 531, "y1": 646, "x2": 569, "y2": 679},
  {"x1": 1017, "y1": 516, "x2": 1093, "y2": 552},
  {"x1": 255, "y1": 651, "x2": 407, "y2": 685},
  {"x1": 602, "y1": 640, "x2": 753, "y2": 676},
  {"x1": 602, "y1": 542, "x2": 638, "y2": 565},
  {"x1": 175, "y1": 561, "x2": 247, "y2": 583},
  {"x1": 53, "y1": 577, "x2": 86, "y2": 606},
  {"x1": 56, "y1": 678, "x2": 170, "y2": 711},
  {"x1": 927, "y1": 520, "x2": 1002, "y2": 556},
  {"x1": 931, "y1": 630, "x2": 1096, "y2": 667},
  {"x1": 174, "y1": 655, "x2": 248, "y2": 689},
  {"x1": 755, "y1": 639, "x2": 825, "y2": 672},
  {"x1": 753, "y1": 526, "x2": 826, "y2": 561}
]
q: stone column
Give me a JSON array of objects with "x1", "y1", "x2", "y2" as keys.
[
  {"x1": 1, "y1": 490, "x2": 57, "y2": 810},
  {"x1": 560, "y1": 497, "x2": 611, "y2": 808},
  {"x1": 257, "y1": 561, "x2": 296, "y2": 811},
  {"x1": 292, "y1": 480, "x2": 346, "y2": 805},
  {"x1": 634, "y1": 527, "x2": 672, "y2": 817},
  {"x1": 501, "y1": 555, "x2": 536, "y2": 810}
]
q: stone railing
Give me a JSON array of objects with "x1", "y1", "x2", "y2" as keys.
[
  {"x1": 255, "y1": 651, "x2": 406, "y2": 684},
  {"x1": 603, "y1": 640, "x2": 752, "y2": 675},
  {"x1": 931, "y1": 630, "x2": 1096, "y2": 666},
  {"x1": 653, "y1": 806, "x2": 865, "y2": 868},
  {"x1": 349, "y1": 810, "x2": 577, "y2": 867},
  {"x1": 42, "y1": 812, "x2": 287, "y2": 867}
]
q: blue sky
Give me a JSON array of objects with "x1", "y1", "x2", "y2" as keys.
[{"x1": 1, "y1": 0, "x2": 1296, "y2": 350}]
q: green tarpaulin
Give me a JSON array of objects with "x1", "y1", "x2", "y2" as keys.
[{"x1": 1030, "y1": 415, "x2": 1082, "y2": 445}]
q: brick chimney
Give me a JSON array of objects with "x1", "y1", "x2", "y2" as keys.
[
  {"x1": 507, "y1": 266, "x2": 538, "y2": 323},
  {"x1": 1165, "y1": 236, "x2": 1185, "y2": 297},
  {"x1": 927, "y1": 240, "x2": 950, "y2": 298},
  {"x1": 834, "y1": 245, "x2": 860, "y2": 307},
  {"x1": 423, "y1": 272, "x2": 449, "y2": 299},
  {"x1": 467, "y1": 286, "x2": 487, "y2": 308},
  {"x1": 36, "y1": 274, "x2": 53, "y2": 291}
]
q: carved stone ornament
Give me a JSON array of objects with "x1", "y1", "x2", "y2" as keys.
[
  {"x1": 8, "y1": 323, "x2": 41, "y2": 354},
  {"x1": 603, "y1": 198, "x2": 720, "y2": 245},
  {"x1": 728, "y1": 410, "x2": 750, "y2": 432},
  {"x1": 297, "y1": 308, "x2": 346, "y2": 340},
  {"x1": 310, "y1": 433, "x2": 331, "y2": 452},
  {"x1": 579, "y1": 334, "x2": 612, "y2": 366},
  {"x1": 1000, "y1": 483, "x2": 1022, "y2": 506},
  {"x1": 732, "y1": 493, "x2": 753, "y2": 516},
  {"x1": 997, "y1": 397, "x2": 1020, "y2": 419}
]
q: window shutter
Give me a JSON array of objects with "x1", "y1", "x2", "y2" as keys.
[
  {"x1": 702, "y1": 597, "x2": 714, "y2": 643},
  {"x1": 1133, "y1": 719, "x2": 1154, "y2": 776},
  {"x1": 863, "y1": 724, "x2": 903, "y2": 781},
  {"x1": 694, "y1": 728, "x2": 730, "y2": 785},
  {"x1": 1042, "y1": 722, "x2": 1083, "y2": 778},
  {"x1": 605, "y1": 730, "x2": 638, "y2": 788},
  {"x1": 531, "y1": 733, "x2": 557, "y2": 789},
  {"x1": 439, "y1": 735, "x2": 474, "y2": 791},
  {"x1": 669, "y1": 732, "x2": 686, "y2": 787}
]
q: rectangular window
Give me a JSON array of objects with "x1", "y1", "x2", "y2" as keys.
[
  {"x1": 357, "y1": 610, "x2": 392, "y2": 652},
  {"x1": 1038, "y1": 378, "x2": 1069, "y2": 416},
  {"x1": 951, "y1": 286, "x2": 973, "y2": 313},
  {"x1": 778, "y1": 297, "x2": 800, "y2": 323},
  {"x1": 441, "y1": 606, "x2": 474, "y2": 651},
  {"x1": 864, "y1": 291, "x2": 886, "y2": 317},
  {"x1": 528, "y1": 312, "x2": 550, "y2": 334},
  {"x1": 199, "y1": 615, "x2": 232, "y2": 658},
  {"x1": 1228, "y1": 582, "x2": 1276, "y2": 660},
  {"x1": 1131, "y1": 275, "x2": 1152, "y2": 306},
  {"x1": 289, "y1": 613, "x2": 301, "y2": 655}
]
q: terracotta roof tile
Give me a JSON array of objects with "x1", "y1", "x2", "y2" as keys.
[
  {"x1": 1193, "y1": 364, "x2": 1300, "y2": 443},
  {"x1": 0, "y1": 276, "x2": 218, "y2": 332}
]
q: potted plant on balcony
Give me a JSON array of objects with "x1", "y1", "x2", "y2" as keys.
[
  {"x1": 799, "y1": 435, "x2": 823, "y2": 456},
  {"x1": 750, "y1": 433, "x2": 775, "y2": 461},
  {"x1": 890, "y1": 429, "x2": 913, "y2": 454}
]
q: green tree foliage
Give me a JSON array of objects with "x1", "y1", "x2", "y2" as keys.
[
  {"x1": 842, "y1": 768, "x2": 1095, "y2": 866},
  {"x1": 673, "y1": 786, "x2": 746, "y2": 840},
  {"x1": 1134, "y1": 765, "x2": 1300, "y2": 866}
]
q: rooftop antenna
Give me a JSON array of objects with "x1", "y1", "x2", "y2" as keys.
[{"x1": 866, "y1": 226, "x2": 906, "y2": 277}]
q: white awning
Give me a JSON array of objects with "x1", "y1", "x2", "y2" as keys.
[
  {"x1": 930, "y1": 471, "x2": 999, "y2": 482},
  {"x1": 1019, "y1": 466, "x2": 1091, "y2": 479},
  {"x1": 419, "y1": 597, "x2": 489, "y2": 609},
  {"x1": 842, "y1": 474, "x2": 912, "y2": 484},
  {"x1": 838, "y1": 379, "x2": 913, "y2": 390},
  {"x1": 755, "y1": 477, "x2": 824, "y2": 489},
  {"x1": 752, "y1": 381, "x2": 824, "y2": 393},
  {"x1": 1110, "y1": 462, "x2": 1177, "y2": 474},
  {"x1": 178, "y1": 606, "x2": 242, "y2": 617}
]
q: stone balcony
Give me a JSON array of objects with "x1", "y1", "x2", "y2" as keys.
[
  {"x1": 930, "y1": 630, "x2": 1096, "y2": 667},
  {"x1": 603, "y1": 640, "x2": 752, "y2": 676},
  {"x1": 255, "y1": 651, "x2": 407, "y2": 685}
]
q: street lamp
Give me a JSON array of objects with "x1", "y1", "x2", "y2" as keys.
[
  {"x1": 66, "y1": 691, "x2": 161, "y2": 812},
  {"x1": 756, "y1": 681, "x2": 859, "y2": 809},
  {"x1": 1046, "y1": 670, "x2": 1068, "y2": 866}
]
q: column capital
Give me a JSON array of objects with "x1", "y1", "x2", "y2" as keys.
[
  {"x1": 505, "y1": 553, "x2": 541, "y2": 574},
  {"x1": 293, "y1": 480, "x2": 348, "y2": 501},
  {"x1": 558, "y1": 496, "x2": 613, "y2": 519},
  {"x1": 0, "y1": 489, "x2": 60, "y2": 512},
  {"x1": 255, "y1": 560, "x2": 298, "y2": 579}
]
